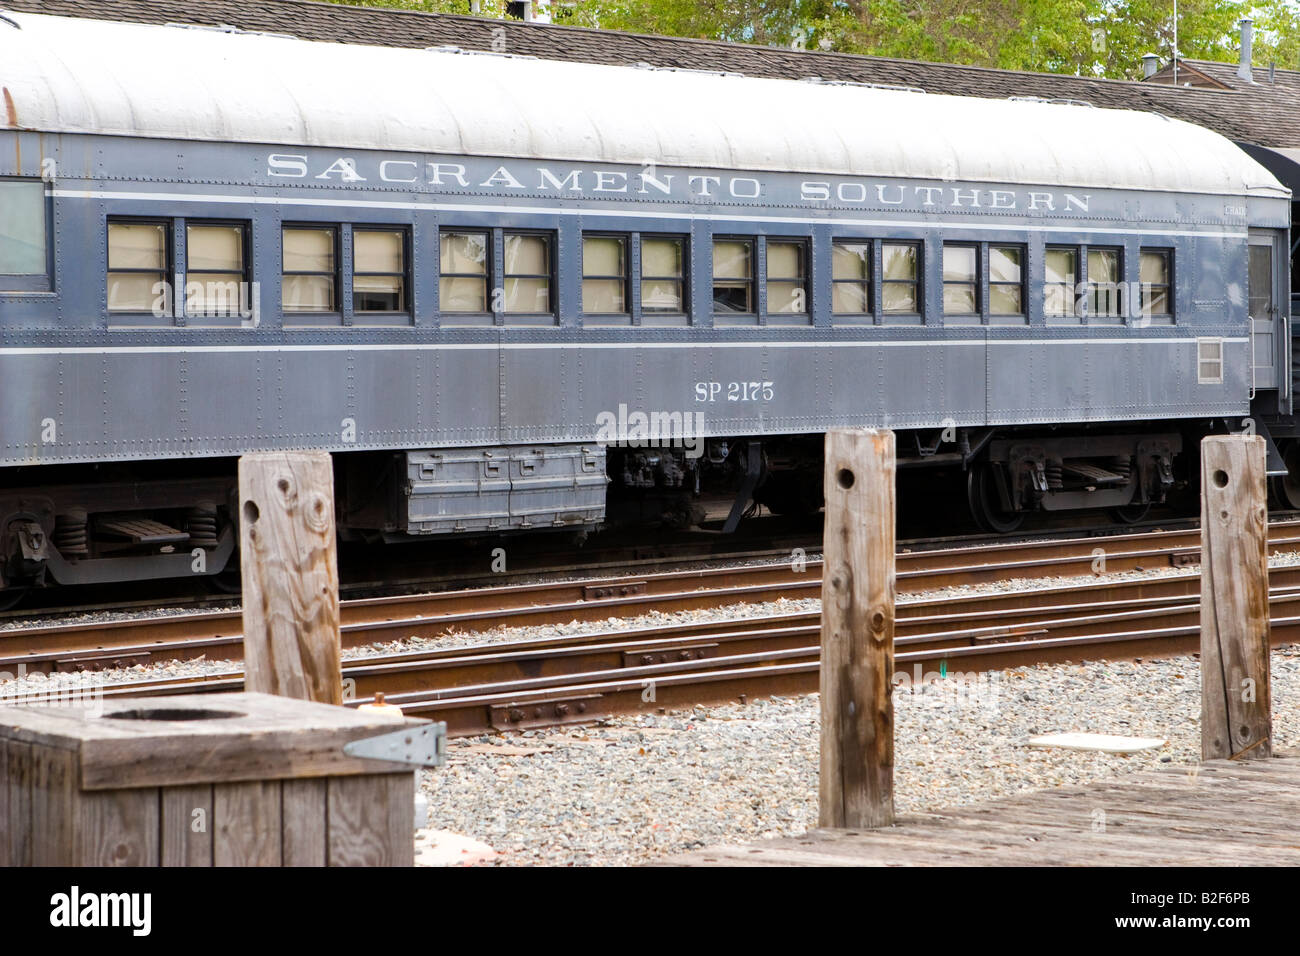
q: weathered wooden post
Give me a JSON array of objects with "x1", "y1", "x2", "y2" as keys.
[
  {"x1": 820, "y1": 428, "x2": 896, "y2": 828},
  {"x1": 1200, "y1": 434, "x2": 1271, "y2": 760},
  {"x1": 239, "y1": 451, "x2": 343, "y2": 705}
]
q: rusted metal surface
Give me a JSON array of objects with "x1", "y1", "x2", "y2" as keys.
[
  {"x1": 8, "y1": 522, "x2": 1300, "y2": 669},
  {"x1": 7, "y1": 562, "x2": 1300, "y2": 683},
  {"x1": 72, "y1": 583, "x2": 1300, "y2": 741},
  {"x1": 387, "y1": 615, "x2": 1300, "y2": 737}
]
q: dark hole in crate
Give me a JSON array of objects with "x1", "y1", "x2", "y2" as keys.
[{"x1": 107, "y1": 707, "x2": 243, "y2": 722}]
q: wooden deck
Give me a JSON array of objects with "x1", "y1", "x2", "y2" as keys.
[{"x1": 664, "y1": 752, "x2": 1300, "y2": 866}]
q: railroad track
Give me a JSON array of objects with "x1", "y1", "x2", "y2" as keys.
[
  {"x1": 17, "y1": 552, "x2": 1300, "y2": 738},
  {"x1": 6, "y1": 519, "x2": 1300, "y2": 673},
  {"x1": 5, "y1": 520, "x2": 1300, "y2": 738}
]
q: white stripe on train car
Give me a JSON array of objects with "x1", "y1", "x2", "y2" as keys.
[{"x1": 50, "y1": 189, "x2": 1250, "y2": 240}]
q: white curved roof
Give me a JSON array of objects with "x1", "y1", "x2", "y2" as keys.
[{"x1": 0, "y1": 10, "x2": 1287, "y2": 197}]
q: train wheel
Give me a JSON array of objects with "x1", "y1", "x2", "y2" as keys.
[
  {"x1": 1109, "y1": 501, "x2": 1151, "y2": 524},
  {"x1": 1270, "y1": 441, "x2": 1300, "y2": 511},
  {"x1": 966, "y1": 463, "x2": 1024, "y2": 534},
  {"x1": 208, "y1": 564, "x2": 242, "y2": 595}
]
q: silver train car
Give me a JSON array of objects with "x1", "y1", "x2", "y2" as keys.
[{"x1": 0, "y1": 10, "x2": 1293, "y2": 594}]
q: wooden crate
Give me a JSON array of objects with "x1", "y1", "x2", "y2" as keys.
[{"x1": 0, "y1": 691, "x2": 427, "y2": 866}]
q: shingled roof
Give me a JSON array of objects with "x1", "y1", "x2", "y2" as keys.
[{"x1": 7, "y1": 0, "x2": 1300, "y2": 148}]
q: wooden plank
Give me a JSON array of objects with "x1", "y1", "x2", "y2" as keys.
[
  {"x1": 213, "y1": 781, "x2": 282, "y2": 866},
  {"x1": 0, "y1": 703, "x2": 141, "y2": 747},
  {"x1": 926, "y1": 803, "x2": 1300, "y2": 853},
  {"x1": 682, "y1": 811, "x2": 1300, "y2": 867},
  {"x1": 77, "y1": 789, "x2": 161, "y2": 866},
  {"x1": 4, "y1": 692, "x2": 431, "y2": 790},
  {"x1": 161, "y1": 784, "x2": 214, "y2": 867},
  {"x1": 239, "y1": 452, "x2": 343, "y2": 704},
  {"x1": 1200, "y1": 435, "x2": 1271, "y2": 759},
  {"x1": 947, "y1": 803, "x2": 1300, "y2": 847},
  {"x1": 5, "y1": 740, "x2": 32, "y2": 866},
  {"x1": 282, "y1": 778, "x2": 328, "y2": 867},
  {"x1": 0, "y1": 740, "x2": 11, "y2": 867},
  {"x1": 983, "y1": 782, "x2": 1300, "y2": 820},
  {"x1": 797, "y1": 820, "x2": 1183, "y2": 867},
  {"x1": 30, "y1": 746, "x2": 77, "y2": 866},
  {"x1": 79, "y1": 720, "x2": 422, "y2": 790},
  {"x1": 903, "y1": 813, "x2": 1300, "y2": 865},
  {"x1": 671, "y1": 755, "x2": 1300, "y2": 867},
  {"x1": 819, "y1": 428, "x2": 895, "y2": 829},
  {"x1": 674, "y1": 843, "x2": 882, "y2": 867},
  {"x1": 327, "y1": 773, "x2": 414, "y2": 867}
]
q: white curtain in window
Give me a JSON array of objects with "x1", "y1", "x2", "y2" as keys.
[
  {"x1": 188, "y1": 224, "x2": 242, "y2": 272},
  {"x1": 283, "y1": 228, "x2": 334, "y2": 272},
  {"x1": 355, "y1": 230, "x2": 404, "y2": 273}
]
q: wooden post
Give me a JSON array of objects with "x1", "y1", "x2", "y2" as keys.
[
  {"x1": 1200, "y1": 434, "x2": 1271, "y2": 760},
  {"x1": 820, "y1": 428, "x2": 896, "y2": 828},
  {"x1": 239, "y1": 452, "x2": 343, "y2": 705}
]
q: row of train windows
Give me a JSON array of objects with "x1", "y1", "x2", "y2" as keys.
[
  {"x1": 101, "y1": 219, "x2": 1174, "y2": 322},
  {"x1": 104, "y1": 220, "x2": 687, "y2": 319}
]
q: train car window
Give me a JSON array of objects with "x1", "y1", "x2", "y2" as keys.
[
  {"x1": 641, "y1": 236, "x2": 686, "y2": 316},
  {"x1": 989, "y1": 245, "x2": 1024, "y2": 316},
  {"x1": 942, "y1": 243, "x2": 978, "y2": 314},
  {"x1": 186, "y1": 223, "x2": 248, "y2": 318},
  {"x1": 582, "y1": 235, "x2": 629, "y2": 320},
  {"x1": 881, "y1": 242, "x2": 919, "y2": 313},
  {"x1": 1044, "y1": 246, "x2": 1078, "y2": 318},
  {"x1": 0, "y1": 179, "x2": 48, "y2": 280},
  {"x1": 1139, "y1": 249, "x2": 1172, "y2": 318},
  {"x1": 712, "y1": 238, "x2": 754, "y2": 315},
  {"x1": 353, "y1": 228, "x2": 408, "y2": 313},
  {"x1": 1087, "y1": 247, "x2": 1122, "y2": 319},
  {"x1": 503, "y1": 232, "x2": 553, "y2": 316},
  {"x1": 282, "y1": 226, "x2": 338, "y2": 313},
  {"x1": 439, "y1": 230, "x2": 489, "y2": 313},
  {"x1": 832, "y1": 241, "x2": 872, "y2": 317},
  {"x1": 107, "y1": 221, "x2": 169, "y2": 313},
  {"x1": 767, "y1": 240, "x2": 808, "y2": 316}
]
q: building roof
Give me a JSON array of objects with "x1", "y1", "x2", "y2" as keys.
[
  {"x1": 5, "y1": 10, "x2": 1283, "y2": 198},
  {"x1": 4, "y1": 0, "x2": 1300, "y2": 150}
]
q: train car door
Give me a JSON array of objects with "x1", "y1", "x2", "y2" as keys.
[{"x1": 1248, "y1": 229, "x2": 1286, "y2": 399}]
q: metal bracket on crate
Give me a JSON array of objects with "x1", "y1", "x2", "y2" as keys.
[{"x1": 344, "y1": 722, "x2": 447, "y2": 768}]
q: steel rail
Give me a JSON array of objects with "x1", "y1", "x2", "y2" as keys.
[
  {"x1": 7, "y1": 521, "x2": 1300, "y2": 668},
  {"x1": 50, "y1": 583, "x2": 1300, "y2": 739}
]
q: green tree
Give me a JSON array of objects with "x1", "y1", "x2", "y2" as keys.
[
  {"x1": 1252, "y1": 0, "x2": 1300, "y2": 68},
  {"x1": 558, "y1": 0, "x2": 1252, "y2": 77},
  {"x1": 331, "y1": 0, "x2": 1297, "y2": 77}
]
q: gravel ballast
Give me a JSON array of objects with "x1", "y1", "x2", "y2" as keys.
[{"x1": 418, "y1": 644, "x2": 1300, "y2": 866}]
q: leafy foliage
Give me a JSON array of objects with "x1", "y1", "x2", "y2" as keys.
[{"x1": 328, "y1": 0, "x2": 1300, "y2": 78}]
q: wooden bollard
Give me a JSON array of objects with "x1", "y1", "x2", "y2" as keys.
[
  {"x1": 238, "y1": 451, "x2": 343, "y2": 705},
  {"x1": 1200, "y1": 434, "x2": 1271, "y2": 760},
  {"x1": 819, "y1": 428, "x2": 896, "y2": 828}
]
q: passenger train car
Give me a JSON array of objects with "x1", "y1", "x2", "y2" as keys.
[{"x1": 0, "y1": 10, "x2": 1293, "y2": 595}]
